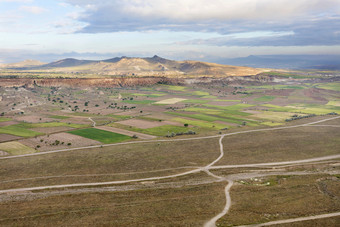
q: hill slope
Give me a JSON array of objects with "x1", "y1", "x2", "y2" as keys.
[
  {"x1": 2, "y1": 56, "x2": 268, "y2": 77},
  {"x1": 0, "y1": 60, "x2": 45, "y2": 69}
]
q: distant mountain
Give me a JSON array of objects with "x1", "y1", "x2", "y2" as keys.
[
  {"x1": 217, "y1": 55, "x2": 340, "y2": 70},
  {"x1": 0, "y1": 59, "x2": 45, "y2": 69},
  {"x1": 42, "y1": 58, "x2": 97, "y2": 68},
  {"x1": 2, "y1": 56, "x2": 268, "y2": 77}
]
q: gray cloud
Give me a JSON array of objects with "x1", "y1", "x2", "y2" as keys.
[
  {"x1": 179, "y1": 17, "x2": 340, "y2": 46},
  {"x1": 62, "y1": 0, "x2": 340, "y2": 46}
]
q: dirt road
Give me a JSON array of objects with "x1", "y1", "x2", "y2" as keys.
[
  {"x1": 236, "y1": 212, "x2": 340, "y2": 227},
  {"x1": 0, "y1": 116, "x2": 339, "y2": 226}
]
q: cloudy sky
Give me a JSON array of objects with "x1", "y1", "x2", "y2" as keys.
[{"x1": 0, "y1": 0, "x2": 340, "y2": 63}]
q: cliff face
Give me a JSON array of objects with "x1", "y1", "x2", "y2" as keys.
[{"x1": 0, "y1": 77, "x2": 184, "y2": 88}]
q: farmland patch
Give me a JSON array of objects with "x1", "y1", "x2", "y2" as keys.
[
  {"x1": 0, "y1": 141, "x2": 36, "y2": 155},
  {"x1": 20, "y1": 132, "x2": 101, "y2": 152},
  {"x1": 117, "y1": 119, "x2": 168, "y2": 129},
  {"x1": 0, "y1": 125, "x2": 43, "y2": 137},
  {"x1": 68, "y1": 128, "x2": 131, "y2": 144},
  {"x1": 155, "y1": 98, "x2": 187, "y2": 105}
]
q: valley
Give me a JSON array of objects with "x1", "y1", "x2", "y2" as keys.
[{"x1": 0, "y1": 58, "x2": 339, "y2": 226}]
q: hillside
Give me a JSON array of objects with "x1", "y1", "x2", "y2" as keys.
[
  {"x1": 1, "y1": 56, "x2": 268, "y2": 77},
  {"x1": 0, "y1": 60, "x2": 45, "y2": 69}
]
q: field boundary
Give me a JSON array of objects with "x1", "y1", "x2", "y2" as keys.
[{"x1": 1, "y1": 116, "x2": 339, "y2": 160}]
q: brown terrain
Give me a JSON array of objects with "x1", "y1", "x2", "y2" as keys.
[
  {"x1": 0, "y1": 55, "x2": 268, "y2": 78},
  {"x1": 0, "y1": 77, "x2": 183, "y2": 88}
]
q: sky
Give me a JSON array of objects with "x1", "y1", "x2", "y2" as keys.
[{"x1": 0, "y1": 0, "x2": 340, "y2": 63}]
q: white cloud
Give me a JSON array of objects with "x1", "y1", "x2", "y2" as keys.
[
  {"x1": 67, "y1": 0, "x2": 340, "y2": 21},
  {"x1": 0, "y1": 0, "x2": 33, "y2": 2},
  {"x1": 20, "y1": 6, "x2": 48, "y2": 14}
]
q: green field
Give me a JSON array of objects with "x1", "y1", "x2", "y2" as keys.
[
  {"x1": 68, "y1": 128, "x2": 131, "y2": 144},
  {"x1": 199, "y1": 104, "x2": 253, "y2": 116},
  {"x1": 204, "y1": 103, "x2": 253, "y2": 111},
  {"x1": 254, "y1": 95, "x2": 276, "y2": 102},
  {"x1": 131, "y1": 93, "x2": 166, "y2": 97},
  {"x1": 24, "y1": 122, "x2": 88, "y2": 129},
  {"x1": 263, "y1": 104, "x2": 298, "y2": 112},
  {"x1": 316, "y1": 82, "x2": 340, "y2": 91},
  {"x1": 182, "y1": 99, "x2": 209, "y2": 104},
  {"x1": 327, "y1": 101, "x2": 340, "y2": 106},
  {"x1": 48, "y1": 115, "x2": 70, "y2": 119},
  {"x1": 172, "y1": 117, "x2": 227, "y2": 129},
  {"x1": 110, "y1": 123, "x2": 190, "y2": 137},
  {"x1": 246, "y1": 84, "x2": 306, "y2": 90},
  {"x1": 214, "y1": 99, "x2": 241, "y2": 102},
  {"x1": 192, "y1": 91, "x2": 210, "y2": 96},
  {"x1": 0, "y1": 125, "x2": 43, "y2": 137},
  {"x1": 167, "y1": 112, "x2": 252, "y2": 125},
  {"x1": 143, "y1": 125, "x2": 194, "y2": 136},
  {"x1": 264, "y1": 104, "x2": 340, "y2": 115},
  {"x1": 0, "y1": 117, "x2": 12, "y2": 122},
  {"x1": 137, "y1": 116, "x2": 163, "y2": 122},
  {"x1": 105, "y1": 114, "x2": 132, "y2": 121},
  {"x1": 122, "y1": 100, "x2": 156, "y2": 104},
  {"x1": 162, "y1": 85, "x2": 187, "y2": 91},
  {"x1": 184, "y1": 107, "x2": 223, "y2": 115}
]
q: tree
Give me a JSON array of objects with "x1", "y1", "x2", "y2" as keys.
[{"x1": 184, "y1": 123, "x2": 189, "y2": 127}]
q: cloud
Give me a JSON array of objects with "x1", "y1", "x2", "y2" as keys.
[
  {"x1": 0, "y1": 0, "x2": 33, "y2": 2},
  {"x1": 178, "y1": 17, "x2": 340, "y2": 46},
  {"x1": 62, "y1": 0, "x2": 340, "y2": 46},
  {"x1": 64, "y1": 0, "x2": 340, "y2": 32},
  {"x1": 0, "y1": 49, "x2": 123, "y2": 63},
  {"x1": 19, "y1": 5, "x2": 48, "y2": 14},
  {"x1": 66, "y1": 0, "x2": 339, "y2": 21}
]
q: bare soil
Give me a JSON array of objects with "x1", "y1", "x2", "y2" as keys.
[
  {"x1": 0, "y1": 121, "x2": 17, "y2": 127},
  {"x1": 19, "y1": 133, "x2": 101, "y2": 152},
  {"x1": 32, "y1": 126, "x2": 74, "y2": 134},
  {"x1": 15, "y1": 115, "x2": 54, "y2": 123},
  {"x1": 0, "y1": 134, "x2": 22, "y2": 143},
  {"x1": 117, "y1": 119, "x2": 168, "y2": 129}
]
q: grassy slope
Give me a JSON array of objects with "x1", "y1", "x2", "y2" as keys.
[{"x1": 0, "y1": 141, "x2": 36, "y2": 155}]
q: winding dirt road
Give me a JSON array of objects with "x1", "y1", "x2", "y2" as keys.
[
  {"x1": 88, "y1": 117, "x2": 96, "y2": 127},
  {"x1": 0, "y1": 116, "x2": 339, "y2": 226},
  {"x1": 236, "y1": 212, "x2": 340, "y2": 227}
]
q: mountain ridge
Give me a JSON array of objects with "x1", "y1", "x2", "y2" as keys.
[{"x1": 0, "y1": 55, "x2": 269, "y2": 77}]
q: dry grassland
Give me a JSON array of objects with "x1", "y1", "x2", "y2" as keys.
[
  {"x1": 217, "y1": 174, "x2": 340, "y2": 226},
  {"x1": 0, "y1": 138, "x2": 220, "y2": 189},
  {"x1": 217, "y1": 126, "x2": 340, "y2": 165},
  {"x1": 0, "y1": 182, "x2": 226, "y2": 226}
]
